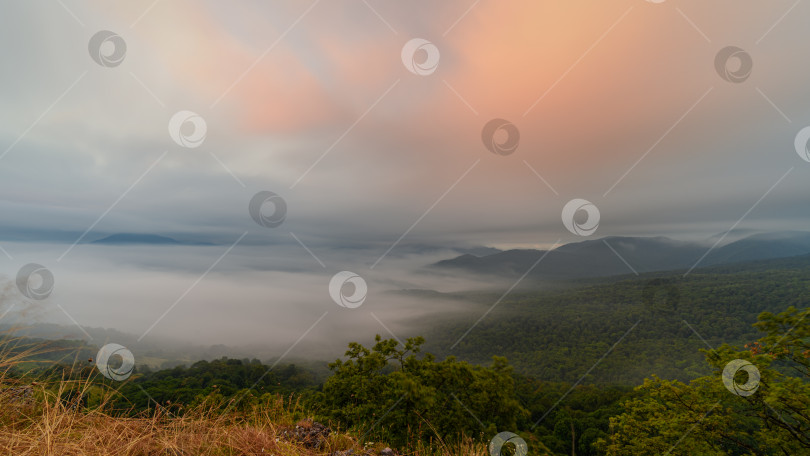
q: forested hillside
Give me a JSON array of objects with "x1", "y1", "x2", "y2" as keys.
[{"x1": 421, "y1": 254, "x2": 810, "y2": 384}]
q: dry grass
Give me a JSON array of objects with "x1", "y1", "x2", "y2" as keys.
[
  {"x1": 0, "y1": 379, "x2": 339, "y2": 455},
  {"x1": 0, "y1": 340, "x2": 489, "y2": 456}
]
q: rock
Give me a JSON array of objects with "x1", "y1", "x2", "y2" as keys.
[
  {"x1": 330, "y1": 450, "x2": 377, "y2": 456},
  {"x1": 282, "y1": 420, "x2": 331, "y2": 449},
  {"x1": 330, "y1": 443, "x2": 396, "y2": 456},
  {"x1": 1, "y1": 384, "x2": 35, "y2": 407}
]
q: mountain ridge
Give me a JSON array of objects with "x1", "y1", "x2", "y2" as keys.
[
  {"x1": 90, "y1": 233, "x2": 214, "y2": 246},
  {"x1": 431, "y1": 231, "x2": 810, "y2": 279}
]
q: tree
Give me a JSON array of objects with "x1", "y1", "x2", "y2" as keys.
[
  {"x1": 598, "y1": 306, "x2": 810, "y2": 455},
  {"x1": 320, "y1": 335, "x2": 528, "y2": 447}
]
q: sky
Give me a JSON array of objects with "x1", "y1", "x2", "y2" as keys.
[{"x1": 0, "y1": 0, "x2": 809, "y2": 355}]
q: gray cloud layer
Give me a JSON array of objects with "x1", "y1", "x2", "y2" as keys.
[{"x1": 2, "y1": 1, "x2": 810, "y2": 353}]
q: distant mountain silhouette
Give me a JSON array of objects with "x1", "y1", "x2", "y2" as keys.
[
  {"x1": 704, "y1": 231, "x2": 810, "y2": 265},
  {"x1": 431, "y1": 232, "x2": 810, "y2": 279},
  {"x1": 91, "y1": 233, "x2": 212, "y2": 245}
]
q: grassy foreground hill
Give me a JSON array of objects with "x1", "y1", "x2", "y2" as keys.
[
  {"x1": 0, "y1": 364, "x2": 489, "y2": 455},
  {"x1": 0, "y1": 338, "x2": 513, "y2": 456}
]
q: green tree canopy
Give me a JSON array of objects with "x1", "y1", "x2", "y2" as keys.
[
  {"x1": 598, "y1": 306, "x2": 810, "y2": 455},
  {"x1": 320, "y1": 335, "x2": 528, "y2": 447}
]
